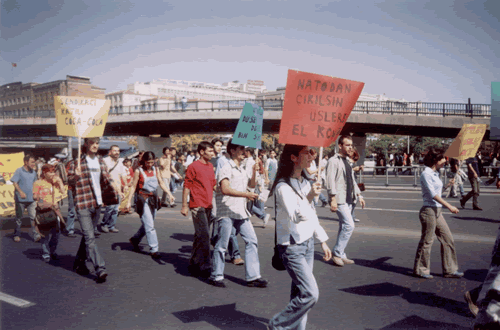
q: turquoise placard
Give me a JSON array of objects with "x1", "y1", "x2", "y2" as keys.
[
  {"x1": 232, "y1": 102, "x2": 264, "y2": 149},
  {"x1": 491, "y1": 82, "x2": 500, "y2": 141}
]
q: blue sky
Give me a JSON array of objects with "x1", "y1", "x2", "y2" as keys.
[{"x1": 1, "y1": 0, "x2": 499, "y2": 103}]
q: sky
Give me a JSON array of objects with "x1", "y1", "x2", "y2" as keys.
[{"x1": 1, "y1": 0, "x2": 499, "y2": 103}]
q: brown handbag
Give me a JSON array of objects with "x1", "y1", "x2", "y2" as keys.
[{"x1": 358, "y1": 183, "x2": 366, "y2": 192}]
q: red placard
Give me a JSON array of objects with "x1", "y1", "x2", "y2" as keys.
[{"x1": 278, "y1": 70, "x2": 364, "y2": 147}]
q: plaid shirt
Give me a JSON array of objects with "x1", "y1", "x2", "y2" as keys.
[{"x1": 67, "y1": 155, "x2": 115, "y2": 211}]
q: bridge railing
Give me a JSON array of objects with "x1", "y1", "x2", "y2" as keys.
[{"x1": 0, "y1": 100, "x2": 491, "y2": 119}]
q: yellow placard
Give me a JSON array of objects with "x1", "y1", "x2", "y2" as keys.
[
  {"x1": 55, "y1": 96, "x2": 111, "y2": 137},
  {"x1": 0, "y1": 152, "x2": 24, "y2": 182},
  {"x1": 444, "y1": 124, "x2": 487, "y2": 160},
  {"x1": 0, "y1": 185, "x2": 16, "y2": 217}
]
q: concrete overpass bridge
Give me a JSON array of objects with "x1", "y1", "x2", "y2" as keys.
[
  {"x1": 0, "y1": 99, "x2": 492, "y2": 137},
  {"x1": 0, "y1": 99, "x2": 491, "y2": 158}
]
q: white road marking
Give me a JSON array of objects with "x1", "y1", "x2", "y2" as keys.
[
  {"x1": 364, "y1": 197, "x2": 422, "y2": 201},
  {"x1": 0, "y1": 292, "x2": 35, "y2": 308},
  {"x1": 355, "y1": 227, "x2": 495, "y2": 243}
]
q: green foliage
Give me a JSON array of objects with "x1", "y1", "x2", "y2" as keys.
[{"x1": 367, "y1": 134, "x2": 453, "y2": 157}]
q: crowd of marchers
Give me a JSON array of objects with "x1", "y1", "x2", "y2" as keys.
[{"x1": 6, "y1": 135, "x2": 500, "y2": 329}]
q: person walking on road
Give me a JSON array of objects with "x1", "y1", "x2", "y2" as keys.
[
  {"x1": 67, "y1": 137, "x2": 122, "y2": 283},
  {"x1": 33, "y1": 164, "x2": 65, "y2": 262},
  {"x1": 461, "y1": 152, "x2": 483, "y2": 210},
  {"x1": 181, "y1": 141, "x2": 217, "y2": 278},
  {"x1": 102, "y1": 145, "x2": 127, "y2": 233},
  {"x1": 126, "y1": 151, "x2": 174, "y2": 260},
  {"x1": 158, "y1": 147, "x2": 177, "y2": 208},
  {"x1": 268, "y1": 144, "x2": 332, "y2": 330},
  {"x1": 413, "y1": 148, "x2": 463, "y2": 279},
  {"x1": 325, "y1": 135, "x2": 365, "y2": 267},
  {"x1": 208, "y1": 139, "x2": 268, "y2": 288},
  {"x1": 11, "y1": 153, "x2": 40, "y2": 242}
]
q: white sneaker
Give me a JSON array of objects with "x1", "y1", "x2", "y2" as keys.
[
  {"x1": 263, "y1": 214, "x2": 271, "y2": 227},
  {"x1": 354, "y1": 218, "x2": 360, "y2": 222}
]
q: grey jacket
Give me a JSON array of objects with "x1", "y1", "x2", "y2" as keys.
[{"x1": 325, "y1": 154, "x2": 361, "y2": 204}]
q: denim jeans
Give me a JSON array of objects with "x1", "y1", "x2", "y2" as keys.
[
  {"x1": 333, "y1": 203, "x2": 355, "y2": 259},
  {"x1": 14, "y1": 201, "x2": 38, "y2": 239},
  {"x1": 66, "y1": 190, "x2": 77, "y2": 234},
  {"x1": 170, "y1": 178, "x2": 177, "y2": 194},
  {"x1": 40, "y1": 225, "x2": 59, "y2": 259},
  {"x1": 269, "y1": 237, "x2": 319, "y2": 330},
  {"x1": 102, "y1": 197, "x2": 120, "y2": 230},
  {"x1": 210, "y1": 217, "x2": 261, "y2": 282},
  {"x1": 211, "y1": 224, "x2": 242, "y2": 260},
  {"x1": 190, "y1": 207, "x2": 213, "y2": 271},
  {"x1": 132, "y1": 200, "x2": 159, "y2": 253},
  {"x1": 75, "y1": 207, "x2": 106, "y2": 271},
  {"x1": 251, "y1": 187, "x2": 266, "y2": 220}
]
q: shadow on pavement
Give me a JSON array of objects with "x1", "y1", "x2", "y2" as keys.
[
  {"x1": 111, "y1": 242, "x2": 154, "y2": 256},
  {"x1": 172, "y1": 303, "x2": 268, "y2": 330},
  {"x1": 340, "y1": 282, "x2": 470, "y2": 317},
  {"x1": 21, "y1": 248, "x2": 95, "y2": 280},
  {"x1": 366, "y1": 314, "x2": 470, "y2": 329},
  {"x1": 463, "y1": 269, "x2": 488, "y2": 282},
  {"x1": 170, "y1": 233, "x2": 194, "y2": 242},
  {"x1": 451, "y1": 216, "x2": 500, "y2": 224},
  {"x1": 314, "y1": 255, "x2": 415, "y2": 277}
]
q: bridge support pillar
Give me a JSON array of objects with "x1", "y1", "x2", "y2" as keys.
[
  {"x1": 136, "y1": 136, "x2": 171, "y2": 158},
  {"x1": 351, "y1": 133, "x2": 367, "y2": 165}
]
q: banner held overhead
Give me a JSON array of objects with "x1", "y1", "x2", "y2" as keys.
[
  {"x1": 278, "y1": 69, "x2": 364, "y2": 147},
  {"x1": 55, "y1": 96, "x2": 111, "y2": 138},
  {"x1": 232, "y1": 102, "x2": 264, "y2": 149},
  {"x1": 444, "y1": 124, "x2": 487, "y2": 160},
  {"x1": 491, "y1": 82, "x2": 500, "y2": 141}
]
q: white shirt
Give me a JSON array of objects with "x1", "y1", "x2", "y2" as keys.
[
  {"x1": 214, "y1": 159, "x2": 252, "y2": 220},
  {"x1": 320, "y1": 158, "x2": 328, "y2": 181},
  {"x1": 103, "y1": 157, "x2": 126, "y2": 191},
  {"x1": 274, "y1": 178, "x2": 329, "y2": 245},
  {"x1": 86, "y1": 155, "x2": 103, "y2": 205}
]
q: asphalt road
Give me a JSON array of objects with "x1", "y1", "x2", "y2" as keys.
[{"x1": 1, "y1": 187, "x2": 500, "y2": 330}]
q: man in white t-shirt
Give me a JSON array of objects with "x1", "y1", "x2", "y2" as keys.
[
  {"x1": 266, "y1": 150, "x2": 278, "y2": 189},
  {"x1": 102, "y1": 145, "x2": 127, "y2": 233}
]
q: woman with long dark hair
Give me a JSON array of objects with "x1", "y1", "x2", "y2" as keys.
[
  {"x1": 268, "y1": 144, "x2": 332, "y2": 330},
  {"x1": 413, "y1": 148, "x2": 462, "y2": 279},
  {"x1": 126, "y1": 151, "x2": 174, "y2": 260}
]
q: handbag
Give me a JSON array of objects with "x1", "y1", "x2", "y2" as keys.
[
  {"x1": 35, "y1": 206, "x2": 58, "y2": 230},
  {"x1": 358, "y1": 183, "x2": 366, "y2": 192},
  {"x1": 272, "y1": 194, "x2": 286, "y2": 271}
]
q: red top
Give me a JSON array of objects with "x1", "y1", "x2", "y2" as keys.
[
  {"x1": 184, "y1": 160, "x2": 216, "y2": 209},
  {"x1": 137, "y1": 168, "x2": 155, "y2": 191}
]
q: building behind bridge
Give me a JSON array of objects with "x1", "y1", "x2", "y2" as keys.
[{"x1": 0, "y1": 75, "x2": 105, "y2": 117}]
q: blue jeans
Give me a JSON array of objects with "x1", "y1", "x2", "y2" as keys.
[
  {"x1": 211, "y1": 223, "x2": 242, "y2": 260},
  {"x1": 14, "y1": 200, "x2": 38, "y2": 239},
  {"x1": 210, "y1": 217, "x2": 261, "y2": 282},
  {"x1": 75, "y1": 207, "x2": 106, "y2": 271},
  {"x1": 102, "y1": 198, "x2": 120, "y2": 230},
  {"x1": 66, "y1": 190, "x2": 77, "y2": 234},
  {"x1": 269, "y1": 237, "x2": 319, "y2": 330},
  {"x1": 251, "y1": 187, "x2": 266, "y2": 220},
  {"x1": 334, "y1": 203, "x2": 355, "y2": 259},
  {"x1": 40, "y1": 225, "x2": 59, "y2": 259},
  {"x1": 170, "y1": 178, "x2": 178, "y2": 194},
  {"x1": 132, "y1": 200, "x2": 159, "y2": 253}
]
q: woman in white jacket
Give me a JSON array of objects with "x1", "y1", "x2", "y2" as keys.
[{"x1": 268, "y1": 144, "x2": 332, "y2": 330}]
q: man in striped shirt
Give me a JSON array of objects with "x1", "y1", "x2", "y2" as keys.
[{"x1": 67, "y1": 137, "x2": 121, "y2": 283}]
